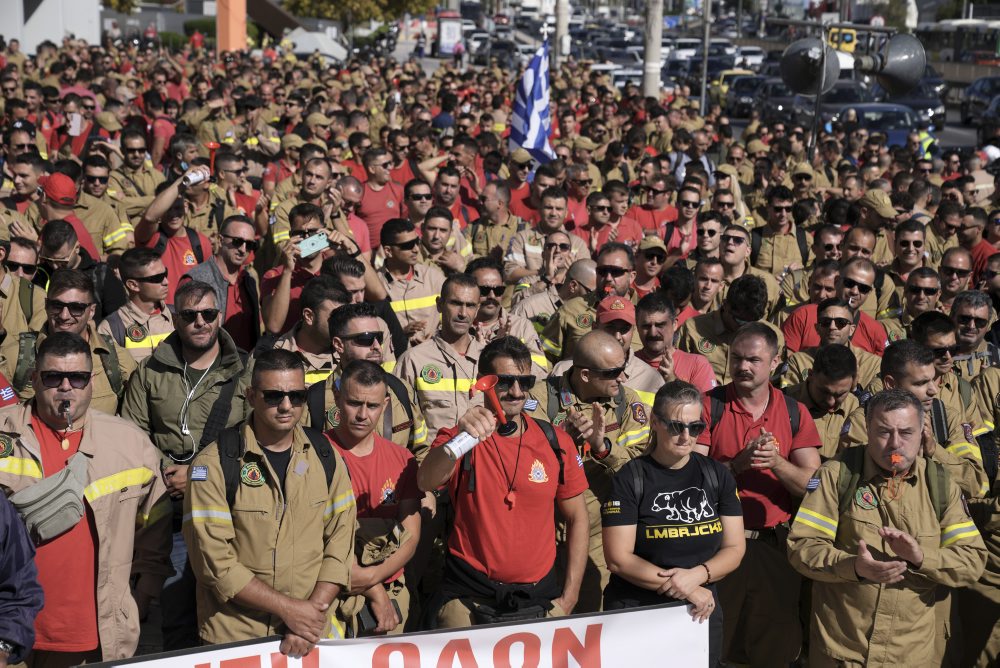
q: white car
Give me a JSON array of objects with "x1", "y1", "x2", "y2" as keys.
[
  {"x1": 467, "y1": 31, "x2": 490, "y2": 54},
  {"x1": 710, "y1": 37, "x2": 736, "y2": 56},
  {"x1": 735, "y1": 45, "x2": 765, "y2": 68},
  {"x1": 672, "y1": 38, "x2": 701, "y2": 60}
]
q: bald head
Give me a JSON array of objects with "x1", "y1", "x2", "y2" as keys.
[
  {"x1": 566, "y1": 259, "x2": 597, "y2": 292},
  {"x1": 573, "y1": 330, "x2": 624, "y2": 368},
  {"x1": 337, "y1": 175, "x2": 363, "y2": 197}
]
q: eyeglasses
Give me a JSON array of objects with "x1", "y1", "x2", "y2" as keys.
[
  {"x1": 645, "y1": 187, "x2": 669, "y2": 195},
  {"x1": 39, "y1": 370, "x2": 92, "y2": 389},
  {"x1": 10, "y1": 143, "x2": 32, "y2": 150},
  {"x1": 374, "y1": 161, "x2": 393, "y2": 169},
  {"x1": 940, "y1": 266, "x2": 972, "y2": 278},
  {"x1": 289, "y1": 228, "x2": 324, "y2": 239},
  {"x1": 596, "y1": 266, "x2": 629, "y2": 278},
  {"x1": 85, "y1": 174, "x2": 110, "y2": 184},
  {"x1": 179, "y1": 308, "x2": 220, "y2": 323},
  {"x1": 259, "y1": 389, "x2": 308, "y2": 407},
  {"x1": 580, "y1": 364, "x2": 626, "y2": 379},
  {"x1": 772, "y1": 205, "x2": 793, "y2": 212},
  {"x1": 221, "y1": 167, "x2": 248, "y2": 176},
  {"x1": 841, "y1": 277, "x2": 873, "y2": 294},
  {"x1": 659, "y1": 418, "x2": 707, "y2": 438},
  {"x1": 45, "y1": 299, "x2": 91, "y2": 317},
  {"x1": 956, "y1": 314, "x2": 989, "y2": 328},
  {"x1": 697, "y1": 228, "x2": 718, "y2": 238},
  {"x1": 714, "y1": 200, "x2": 735, "y2": 208},
  {"x1": 125, "y1": 270, "x2": 168, "y2": 284},
  {"x1": 222, "y1": 235, "x2": 259, "y2": 251},
  {"x1": 494, "y1": 374, "x2": 536, "y2": 392},
  {"x1": 589, "y1": 205, "x2": 611, "y2": 212},
  {"x1": 925, "y1": 345, "x2": 958, "y2": 360},
  {"x1": 574, "y1": 179, "x2": 593, "y2": 186},
  {"x1": 544, "y1": 242, "x2": 572, "y2": 252},
  {"x1": 644, "y1": 251, "x2": 667, "y2": 263},
  {"x1": 817, "y1": 316, "x2": 851, "y2": 329},
  {"x1": 898, "y1": 239, "x2": 923, "y2": 249},
  {"x1": 478, "y1": 285, "x2": 504, "y2": 297},
  {"x1": 387, "y1": 238, "x2": 420, "y2": 251},
  {"x1": 342, "y1": 331, "x2": 384, "y2": 347},
  {"x1": 720, "y1": 234, "x2": 747, "y2": 246},
  {"x1": 409, "y1": 193, "x2": 433, "y2": 201},
  {"x1": 124, "y1": 146, "x2": 147, "y2": 153},
  {"x1": 821, "y1": 243, "x2": 839, "y2": 252},
  {"x1": 679, "y1": 200, "x2": 700, "y2": 209},
  {"x1": 4, "y1": 261, "x2": 36, "y2": 275}
]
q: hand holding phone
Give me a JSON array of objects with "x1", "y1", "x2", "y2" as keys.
[{"x1": 298, "y1": 232, "x2": 329, "y2": 259}]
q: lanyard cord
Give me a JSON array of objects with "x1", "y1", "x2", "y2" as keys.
[{"x1": 176, "y1": 361, "x2": 213, "y2": 461}]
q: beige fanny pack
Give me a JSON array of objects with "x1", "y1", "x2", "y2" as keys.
[{"x1": 9, "y1": 452, "x2": 88, "y2": 544}]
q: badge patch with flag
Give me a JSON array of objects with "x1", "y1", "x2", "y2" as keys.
[{"x1": 191, "y1": 465, "x2": 209, "y2": 482}]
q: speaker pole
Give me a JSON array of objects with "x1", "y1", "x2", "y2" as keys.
[{"x1": 808, "y1": 28, "x2": 828, "y2": 162}]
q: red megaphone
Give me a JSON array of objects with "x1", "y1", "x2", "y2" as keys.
[
  {"x1": 470, "y1": 375, "x2": 505, "y2": 424},
  {"x1": 204, "y1": 141, "x2": 221, "y2": 173}
]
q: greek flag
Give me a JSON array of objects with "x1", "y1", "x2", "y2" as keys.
[{"x1": 510, "y1": 40, "x2": 555, "y2": 164}]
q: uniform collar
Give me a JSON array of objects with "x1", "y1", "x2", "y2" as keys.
[
  {"x1": 432, "y1": 334, "x2": 482, "y2": 365},
  {"x1": 861, "y1": 447, "x2": 920, "y2": 485},
  {"x1": 239, "y1": 417, "x2": 310, "y2": 458},
  {"x1": 121, "y1": 299, "x2": 169, "y2": 325}
]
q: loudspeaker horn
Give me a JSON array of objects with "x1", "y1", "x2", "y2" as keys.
[
  {"x1": 854, "y1": 33, "x2": 926, "y2": 96},
  {"x1": 780, "y1": 38, "x2": 841, "y2": 96}
]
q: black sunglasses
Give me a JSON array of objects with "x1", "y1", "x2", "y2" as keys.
[
  {"x1": 388, "y1": 238, "x2": 420, "y2": 251},
  {"x1": 930, "y1": 345, "x2": 959, "y2": 358},
  {"x1": 596, "y1": 266, "x2": 628, "y2": 278},
  {"x1": 343, "y1": 331, "x2": 384, "y2": 347},
  {"x1": 46, "y1": 299, "x2": 91, "y2": 317},
  {"x1": 259, "y1": 389, "x2": 308, "y2": 407},
  {"x1": 579, "y1": 364, "x2": 626, "y2": 379},
  {"x1": 85, "y1": 175, "x2": 110, "y2": 184},
  {"x1": 179, "y1": 308, "x2": 220, "y2": 323},
  {"x1": 408, "y1": 193, "x2": 433, "y2": 201},
  {"x1": 940, "y1": 266, "x2": 972, "y2": 278},
  {"x1": 289, "y1": 228, "x2": 324, "y2": 239},
  {"x1": 898, "y1": 240, "x2": 923, "y2": 249},
  {"x1": 721, "y1": 234, "x2": 747, "y2": 246},
  {"x1": 715, "y1": 200, "x2": 735, "y2": 208},
  {"x1": 984, "y1": 270, "x2": 1000, "y2": 280},
  {"x1": 817, "y1": 316, "x2": 851, "y2": 329},
  {"x1": 222, "y1": 235, "x2": 259, "y2": 251},
  {"x1": 544, "y1": 242, "x2": 572, "y2": 252},
  {"x1": 478, "y1": 285, "x2": 504, "y2": 297},
  {"x1": 957, "y1": 314, "x2": 989, "y2": 328},
  {"x1": 644, "y1": 251, "x2": 667, "y2": 263},
  {"x1": 659, "y1": 418, "x2": 707, "y2": 438},
  {"x1": 772, "y1": 205, "x2": 793, "y2": 212},
  {"x1": 4, "y1": 261, "x2": 36, "y2": 275},
  {"x1": 646, "y1": 187, "x2": 669, "y2": 195},
  {"x1": 842, "y1": 277, "x2": 873, "y2": 294},
  {"x1": 697, "y1": 228, "x2": 718, "y2": 237},
  {"x1": 589, "y1": 205, "x2": 611, "y2": 212},
  {"x1": 907, "y1": 285, "x2": 939, "y2": 296},
  {"x1": 124, "y1": 146, "x2": 147, "y2": 153},
  {"x1": 39, "y1": 370, "x2": 92, "y2": 389},
  {"x1": 494, "y1": 374, "x2": 536, "y2": 392},
  {"x1": 126, "y1": 270, "x2": 168, "y2": 284},
  {"x1": 679, "y1": 200, "x2": 700, "y2": 209}
]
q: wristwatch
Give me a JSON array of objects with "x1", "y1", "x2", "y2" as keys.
[{"x1": 0, "y1": 638, "x2": 17, "y2": 657}]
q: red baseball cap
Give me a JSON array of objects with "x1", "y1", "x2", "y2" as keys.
[
  {"x1": 40, "y1": 173, "x2": 77, "y2": 207},
  {"x1": 596, "y1": 295, "x2": 635, "y2": 326}
]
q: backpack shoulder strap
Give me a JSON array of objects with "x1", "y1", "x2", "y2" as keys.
[
  {"x1": 307, "y1": 380, "x2": 327, "y2": 431},
  {"x1": 693, "y1": 452, "x2": 721, "y2": 501},
  {"x1": 104, "y1": 310, "x2": 126, "y2": 348},
  {"x1": 218, "y1": 427, "x2": 244, "y2": 508},
  {"x1": 783, "y1": 393, "x2": 801, "y2": 436},
  {"x1": 836, "y1": 445, "x2": 866, "y2": 516},
  {"x1": 930, "y1": 398, "x2": 948, "y2": 447},
  {"x1": 615, "y1": 385, "x2": 627, "y2": 426},
  {"x1": 957, "y1": 376, "x2": 973, "y2": 410},
  {"x1": 533, "y1": 418, "x2": 565, "y2": 485},
  {"x1": 302, "y1": 426, "x2": 337, "y2": 488},
  {"x1": 152, "y1": 232, "x2": 168, "y2": 257},
  {"x1": 210, "y1": 199, "x2": 225, "y2": 231},
  {"x1": 12, "y1": 331, "x2": 38, "y2": 393},
  {"x1": 17, "y1": 278, "x2": 33, "y2": 323},
  {"x1": 662, "y1": 223, "x2": 675, "y2": 246},
  {"x1": 199, "y1": 365, "x2": 244, "y2": 448},
  {"x1": 923, "y1": 458, "x2": 949, "y2": 522},
  {"x1": 708, "y1": 385, "x2": 727, "y2": 430},
  {"x1": 185, "y1": 227, "x2": 204, "y2": 264},
  {"x1": 98, "y1": 333, "x2": 124, "y2": 397},
  {"x1": 750, "y1": 227, "x2": 763, "y2": 266},
  {"x1": 795, "y1": 226, "x2": 809, "y2": 265},
  {"x1": 385, "y1": 374, "x2": 414, "y2": 425},
  {"x1": 546, "y1": 377, "x2": 560, "y2": 422}
]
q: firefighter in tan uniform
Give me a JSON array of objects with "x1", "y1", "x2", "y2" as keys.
[
  {"x1": 677, "y1": 275, "x2": 786, "y2": 384},
  {"x1": 512, "y1": 258, "x2": 595, "y2": 335},
  {"x1": 0, "y1": 254, "x2": 47, "y2": 344},
  {"x1": 0, "y1": 331, "x2": 173, "y2": 662},
  {"x1": 97, "y1": 248, "x2": 174, "y2": 363},
  {"x1": 183, "y1": 349, "x2": 357, "y2": 653},
  {"x1": 544, "y1": 330, "x2": 650, "y2": 613},
  {"x1": 788, "y1": 389, "x2": 987, "y2": 668},
  {"x1": 268, "y1": 277, "x2": 340, "y2": 387},
  {"x1": 109, "y1": 130, "x2": 166, "y2": 222},
  {"x1": 711, "y1": 225, "x2": 781, "y2": 318},
  {"x1": 465, "y1": 181, "x2": 523, "y2": 259},
  {"x1": 379, "y1": 219, "x2": 446, "y2": 347},
  {"x1": 782, "y1": 345, "x2": 860, "y2": 460},
  {"x1": 75, "y1": 183, "x2": 132, "y2": 257}
]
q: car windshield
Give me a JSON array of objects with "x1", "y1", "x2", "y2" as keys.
[
  {"x1": 766, "y1": 82, "x2": 792, "y2": 97},
  {"x1": 984, "y1": 79, "x2": 1000, "y2": 95},
  {"x1": 825, "y1": 85, "x2": 867, "y2": 103},
  {"x1": 860, "y1": 108, "x2": 918, "y2": 131},
  {"x1": 732, "y1": 77, "x2": 762, "y2": 93}
]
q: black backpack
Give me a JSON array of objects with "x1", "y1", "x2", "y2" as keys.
[
  {"x1": 458, "y1": 418, "x2": 565, "y2": 493},
  {"x1": 749, "y1": 226, "x2": 810, "y2": 269},
  {"x1": 305, "y1": 374, "x2": 415, "y2": 440},
  {"x1": 153, "y1": 227, "x2": 205, "y2": 264},
  {"x1": 708, "y1": 385, "x2": 801, "y2": 436},
  {"x1": 835, "y1": 445, "x2": 949, "y2": 521},
  {"x1": 630, "y1": 451, "x2": 720, "y2": 504}
]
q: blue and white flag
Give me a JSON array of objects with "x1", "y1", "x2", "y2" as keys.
[{"x1": 510, "y1": 40, "x2": 556, "y2": 164}]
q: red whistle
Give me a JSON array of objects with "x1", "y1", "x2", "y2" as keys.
[{"x1": 890, "y1": 453, "x2": 903, "y2": 465}]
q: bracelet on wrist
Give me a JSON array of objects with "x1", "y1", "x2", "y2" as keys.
[{"x1": 699, "y1": 562, "x2": 712, "y2": 584}]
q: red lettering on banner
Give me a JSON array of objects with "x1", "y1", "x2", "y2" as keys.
[
  {"x1": 553, "y1": 624, "x2": 603, "y2": 667},
  {"x1": 269, "y1": 653, "x2": 287, "y2": 668},
  {"x1": 493, "y1": 632, "x2": 541, "y2": 668},
  {"x1": 436, "y1": 639, "x2": 479, "y2": 667},
  {"x1": 220, "y1": 658, "x2": 262, "y2": 668},
  {"x1": 372, "y1": 642, "x2": 421, "y2": 667}
]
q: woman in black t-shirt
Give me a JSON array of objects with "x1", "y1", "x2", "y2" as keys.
[{"x1": 602, "y1": 381, "x2": 745, "y2": 666}]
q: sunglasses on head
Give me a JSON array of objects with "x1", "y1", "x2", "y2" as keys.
[
  {"x1": 842, "y1": 277, "x2": 873, "y2": 294},
  {"x1": 494, "y1": 374, "x2": 536, "y2": 392},
  {"x1": 930, "y1": 345, "x2": 958, "y2": 359},
  {"x1": 222, "y1": 235, "x2": 258, "y2": 251},
  {"x1": 478, "y1": 284, "x2": 504, "y2": 297},
  {"x1": 343, "y1": 331, "x2": 384, "y2": 347},
  {"x1": 39, "y1": 370, "x2": 92, "y2": 389},
  {"x1": 259, "y1": 389, "x2": 308, "y2": 407},
  {"x1": 579, "y1": 364, "x2": 625, "y2": 380},
  {"x1": 126, "y1": 270, "x2": 168, "y2": 284},
  {"x1": 45, "y1": 299, "x2": 91, "y2": 317},
  {"x1": 596, "y1": 266, "x2": 628, "y2": 278},
  {"x1": 659, "y1": 418, "x2": 707, "y2": 438},
  {"x1": 179, "y1": 308, "x2": 220, "y2": 324},
  {"x1": 388, "y1": 238, "x2": 420, "y2": 251},
  {"x1": 697, "y1": 228, "x2": 718, "y2": 237},
  {"x1": 817, "y1": 316, "x2": 851, "y2": 329},
  {"x1": 940, "y1": 266, "x2": 972, "y2": 278},
  {"x1": 957, "y1": 314, "x2": 989, "y2": 328},
  {"x1": 544, "y1": 242, "x2": 572, "y2": 252},
  {"x1": 4, "y1": 261, "x2": 36, "y2": 275},
  {"x1": 907, "y1": 285, "x2": 939, "y2": 296}
]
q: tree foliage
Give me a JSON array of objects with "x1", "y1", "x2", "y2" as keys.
[
  {"x1": 104, "y1": 0, "x2": 139, "y2": 13},
  {"x1": 283, "y1": 0, "x2": 436, "y2": 24}
]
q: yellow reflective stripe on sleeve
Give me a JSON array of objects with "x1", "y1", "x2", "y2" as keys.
[
  {"x1": 324, "y1": 490, "x2": 356, "y2": 519},
  {"x1": 983, "y1": 420, "x2": 995, "y2": 431},
  {"x1": 540, "y1": 336, "x2": 561, "y2": 356},
  {"x1": 794, "y1": 507, "x2": 839, "y2": 538},
  {"x1": 616, "y1": 425, "x2": 650, "y2": 448},
  {"x1": 972, "y1": 425, "x2": 990, "y2": 437},
  {"x1": 267, "y1": 136, "x2": 281, "y2": 143},
  {"x1": 632, "y1": 388, "x2": 655, "y2": 407},
  {"x1": 83, "y1": 467, "x2": 155, "y2": 503},
  {"x1": 415, "y1": 378, "x2": 474, "y2": 393},
  {"x1": 530, "y1": 353, "x2": 550, "y2": 370},
  {"x1": 0, "y1": 457, "x2": 43, "y2": 479},
  {"x1": 305, "y1": 369, "x2": 334, "y2": 385},
  {"x1": 389, "y1": 293, "x2": 440, "y2": 313},
  {"x1": 183, "y1": 505, "x2": 234, "y2": 525},
  {"x1": 941, "y1": 520, "x2": 980, "y2": 547},
  {"x1": 273, "y1": 230, "x2": 290, "y2": 242},
  {"x1": 139, "y1": 499, "x2": 173, "y2": 527},
  {"x1": 103, "y1": 226, "x2": 130, "y2": 245},
  {"x1": 459, "y1": 244, "x2": 472, "y2": 257},
  {"x1": 381, "y1": 360, "x2": 396, "y2": 373},
  {"x1": 412, "y1": 418, "x2": 428, "y2": 446},
  {"x1": 245, "y1": 137, "x2": 260, "y2": 146},
  {"x1": 946, "y1": 441, "x2": 981, "y2": 461},
  {"x1": 980, "y1": 480, "x2": 990, "y2": 497},
  {"x1": 326, "y1": 613, "x2": 346, "y2": 639},
  {"x1": 124, "y1": 331, "x2": 172, "y2": 350}
]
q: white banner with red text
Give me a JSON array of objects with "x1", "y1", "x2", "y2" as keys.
[{"x1": 96, "y1": 604, "x2": 708, "y2": 667}]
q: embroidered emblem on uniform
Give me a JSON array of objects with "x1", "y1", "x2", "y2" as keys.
[
  {"x1": 127, "y1": 323, "x2": 147, "y2": 343},
  {"x1": 524, "y1": 398, "x2": 538, "y2": 411},
  {"x1": 380, "y1": 478, "x2": 397, "y2": 505},
  {"x1": 553, "y1": 412, "x2": 566, "y2": 426},
  {"x1": 697, "y1": 338, "x2": 716, "y2": 354},
  {"x1": 0, "y1": 434, "x2": 13, "y2": 458},
  {"x1": 888, "y1": 329, "x2": 901, "y2": 342},
  {"x1": 183, "y1": 249, "x2": 197, "y2": 265},
  {"x1": 386, "y1": 200, "x2": 395, "y2": 208},
  {"x1": 576, "y1": 313, "x2": 594, "y2": 328},
  {"x1": 420, "y1": 364, "x2": 442, "y2": 384},
  {"x1": 855, "y1": 486, "x2": 878, "y2": 510},
  {"x1": 528, "y1": 459, "x2": 549, "y2": 483},
  {"x1": 805, "y1": 477, "x2": 820, "y2": 492},
  {"x1": 576, "y1": 454, "x2": 584, "y2": 468},
  {"x1": 559, "y1": 387, "x2": 573, "y2": 407},
  {"x1": 962, "y1": 423, "x2": 974, "y2": 443},
  {"x1": 240, "y1": 462, "x2": 265, "y2": 486},
  {"x1": 630, "y1": 402, "x2": 648, "y2": 424},
  {"x1": 327, "y1": 407, "x2": 341, "y2": 428},
  {"x1": 191, "y1": 465, "x2": 209, "y2": 482},
  {"x1": 0, "y1": 386, "x2": 14, "y2": 402}
]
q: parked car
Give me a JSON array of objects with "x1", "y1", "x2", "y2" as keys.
[
  {"x1": 831, "y1": 103, "x2": 921, "y2": 146},
  {"x1": 711, "y1": 68, "x2": 754, "y2": 105},
  {"x1": 872, "y1": 80, "x2": 947, "y2": 130},
  {"x1": 735, "y1": 45, "x2": 765, "y2": 69},
  {"x1": 961, "y1": 76, "x2": 1000, "y2": 125},
  {"x1": 672, "y1": 38, "x2": 701, "y2": 60},
  {"x1": 725, "y1": 75, "x2": 767, "y2": 116},
  {"x1": 923, "y1": 65, "x2": 947, "y2": 100},
  {"x1": 792, "y1": 80, "x2": 871, "y2": 127},
  {"x1": 760, "y1": 78, "x2": 797, "y2": 123}
]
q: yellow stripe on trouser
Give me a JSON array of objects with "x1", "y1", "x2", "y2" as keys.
[
  {"x1": 84, "y1": 467, "x2": 155, "y2": 502},
  {"x1": 415, "y1": 378, "x2": 474, "y2": 393},
  {"x1": 941, "y1": 520, "x2": 979, "y2": 547},
  {"x1": 389, "y1": 293, "x2": 440, "y2": 313},
  {"x1": 794, "y1": 507, "x2": 839, "y2": 538},
  {"x1": 0, "y1": 457, "x2": 43, "y2": 478}
]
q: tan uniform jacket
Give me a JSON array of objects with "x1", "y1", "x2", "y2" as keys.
[
  {"x1": 877, "y1": 308, "x2": 914, "y2": 343},
  {"x1": 511, "y1": 288, "x2": 560, "y2": 334},
  {"x1": 780, "y1": 345, "x2": 881, "y2": 392},
  {"x1": 785, "y1": 381, "x2": 858, "y2": 460},
  {"x1": 504, "y1": 227, "x2": 588, "y2": 281},
  {"x1": 711, "y1": 263, "x2": 781, "y2": 319},
  {"x1": 74, "y1": 192, "x2": 132, "y2": 256},
  {"x1": 924, "y1": 225, "x2": 959, "y2": 269},
  {"x1": 751, "y1": 224, "x2": 813, "y2": 275},
  {"x1": 466, "y1": 213, "x2": 522, "y2": 259},
  {"x1": 677, "y1": 311, "x2": 786, "y2": 384},
  {"x1": 395, "y1": 335, "x2": 484, "y2": 436},
  {"x1": 0, "y1": 271, "x2": 47, "y2": 369},
  {"x1": 183, "y1": 422, "x2": 357, "y2": 644},
  {"x1": 787, "y1": 452, "x2": 986, "y2": 667},
  {"x1": 474, "y1": 309, "x2": 549, "y2": 375},
  {"x1": 109, "y1": 165, "x2": 165, "y2": 221},
  {"x1": 550, "y1": 350, "x2": 663, "y2": 409},
  {"x1": 97, "y1": 300, "x2": 175, "y2": 363},
  {"x1": 953, "y1": 340, "x2": 1000, "y2": 381},
  {"x1": 273, "y1": 325, "x2": 335, "y2": 386},
  {"x1": 379, "y1": 263, "x2": 446, "y2": 346},
  {"x1": 0, "y1": 404, "x2": 173, "y2": 660}
]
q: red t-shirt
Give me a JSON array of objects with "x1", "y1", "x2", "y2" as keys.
[
  {"x1": 507, "y1": 181, "x2": 530, "y2": 211},
  {"x1": 343, "y1": 159, "x2": 368, "y2": 183},
  {"x1": 573, "y1": 217, "x2": 645, "y2": 252},
  {"x1": 389, "y1": 160, "x2": 416, "y2": 187},
  {"x1": 509, "y1": 197, "x2": 538, "y2": 225},
  {"x1": 969, "y1": 238, "x2": 999, "y2": 286},
  {"x1": 260, "y1": 264, "x2": 320, "y2": 334},
  {"x1": 697, "y1": 384, "x2": 821, "y2": 529},
  {"x1": 346, "y1": 213, "x2": 372, "y2": 254},
  {"x1": 233, "y1": 189, "x2": 261, "y2": 217},
  {"x1": 357, "y1": 181, "x2": 405, "y2": 247},
  {"x1": 448, "y1": 198, "x2": 480, "y2": 229},
  {"x1": 151, "y1": 116, "x2": 176, "y2": 166},
  {"x1": 32, "y1": 419, "x2": 99, "y2": 651},
  {"x1": 431, "y1": 417, "x2": 589, "y2": 583},
  {"x1": 626, "y1": 204, "x2": 678, "y2": 233},
  {"x1": 566, "y1": 196, "x2": 588, "y2": 229},
  {"x1": 636, "y1": 348, "x2": 717, "y2": 394},
  {"x1": 781, "y1": 303, "x2": 888, "y2": 356},
  {"x1": 262, "y1": 159, "x2": 295, "y2": 186},
  {"x1": 57, "y1": 214, "x2": 101, "y2": 260},
  {"x1": 144, "y1": 229, "x2": 213, "y2": 305},
  {"x1": 224, "y1": 277, "x2": 257, "y2": 351},
  {"x1": 329, "y1": 433, "x2": 420, "y2": 583}
]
